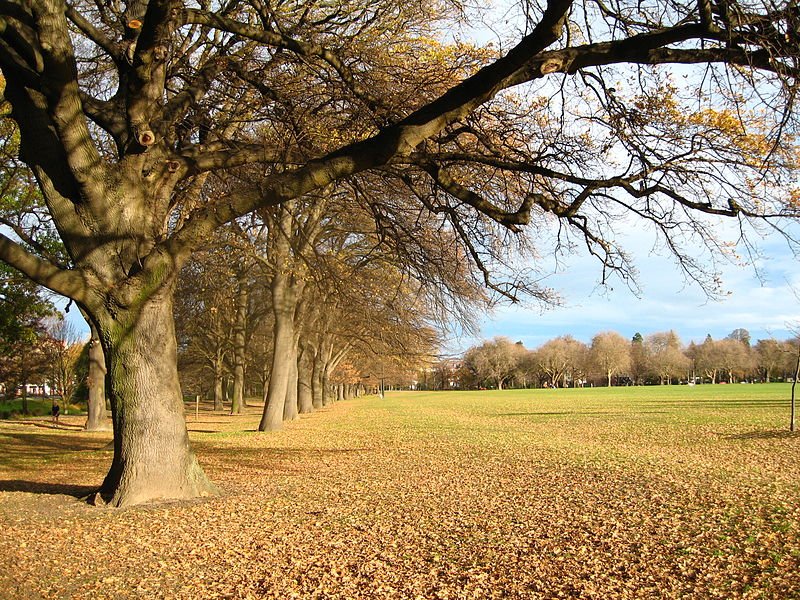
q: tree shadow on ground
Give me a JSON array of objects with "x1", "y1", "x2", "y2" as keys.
[
  {"x1": 6, "y1": 419, "x2": 84, "y2": 431},
  {"x1": 724, "y1": 429, "x2": 799, "y2": 441},
  {"x1": 0, "y1": 480, "x2": 96, "y2": 497},
  {"x1": 0, "y1": 431, "x2": 111, "y2": 470}
]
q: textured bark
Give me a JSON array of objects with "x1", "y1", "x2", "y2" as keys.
[
  {"x1": 259, "y1": 266, "x2": 296, "y2": 431},
  {"x1": 99, "y1": 295, "x2": 217, "y2": 506},
  {"x1": 230, "y1": 279, "x2": 248, "y2": 413},
  {"x1": 213, "y1": 351, "x2": 225, "y2": 412},
  {"x1": 321, "y1": 367, "x2": 331, "y2": 406},
  {"x1": 311, "y1": 353, "x2": 324, "y2": 409},
  {"x1": 84, "y1": 323, "x2": 110, "y2": 431},
  {"x1": 297, "y1": 345, "x2": 314, "y2": 414},
  {"x1": 283, "y1": 342, "x2": 299, "y2": 421}
]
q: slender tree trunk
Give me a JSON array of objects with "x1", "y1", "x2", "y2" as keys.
[
  {"x1": 283, "y1": 340, "x2": 299, "y2": 421},
  {"x1": 84, "y1": 322, "x2": 110, "y2": 431},
  {"x1": 231, "y1": 279, "x2": 248, "y2": 414},
  {"x1": 98, "y1": 295, "x2": 217, "y2": 506},
  {"x1": 311, "y1": 351, "x2": 324, "y2": 409},
  {"x1": 213, "y1": 351, "x2": 225, "y2": 412},
  {"x1": 297, "y1": 345, "x2": 314, "y2": 414},
  {"x1": 321, "y1": 366, "x2": 331, "y2": 406},
  {"x1": 337, "y1": 383, "x2": 344, "y2": 402},
  {"x1": 259, "y1": 268, "x2": 296, "y2": 431}
]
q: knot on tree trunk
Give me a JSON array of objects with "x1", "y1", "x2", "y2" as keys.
[{"x1": 133, "y1": 124, "x2": 156, "y2": 147}]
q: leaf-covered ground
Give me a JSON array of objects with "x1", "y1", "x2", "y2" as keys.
[{"x1": 1, "y1": 386, "x2": 799, "y2": 599}]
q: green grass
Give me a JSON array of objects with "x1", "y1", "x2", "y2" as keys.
[
  {"x1": 358, "y1": 384, "x2": 799, "y2": 487},
  {"x1": 0, "y1": 396, "x2": 84, "y2": 419}
]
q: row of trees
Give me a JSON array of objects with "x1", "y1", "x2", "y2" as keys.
[
  {"x1": 456, "y1": 330, "x2": 800, "y2": 389},
  {"x1": 173, "y1": 188, "x2": 482, "y2": 428}
]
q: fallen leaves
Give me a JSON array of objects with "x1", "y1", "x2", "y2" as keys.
[{"x1": 1, "y1": 389, "x2": 799, "y2": 599}]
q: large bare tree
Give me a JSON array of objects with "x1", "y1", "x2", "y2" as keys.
[{"x1": 0, "y1": 0, "x2": 798, "y2": 505}]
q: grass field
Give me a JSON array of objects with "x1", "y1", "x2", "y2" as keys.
[{"x1": 1, "y1": 384, "x2": 798, "y2": 599}]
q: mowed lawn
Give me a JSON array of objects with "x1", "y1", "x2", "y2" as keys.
[{"x1": 1, "y1": 385, "x2": 799, "y2": 599}]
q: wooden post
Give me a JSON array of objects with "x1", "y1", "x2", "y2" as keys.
[{"x1": 195, "y1": 394, "x2": 200, "y2": 421}]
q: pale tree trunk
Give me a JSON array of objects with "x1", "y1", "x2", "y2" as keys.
[
  {"x1": 283, "y1": 339, "x2": 299, "y2": 421},
  {"x1": 99, "y1": 294, "x2": 217, "y2": 506},
  {"x1": 230, "y1": 278, "x2": 248, "y2": 414},
  {"x1": 337, "y1": 384, "x2": 344, "y2": 402},
  {"x1": 297, "y1": 344, "x2": 314, "y2": 414},
  {"x1": 311, "y1": 350, "x2": 324, "y2": 409},
  {"x1": 213, "y1": 351, "x2": 225, "y2": 412},
  {"x1": 607, "y1": 370, "x2": 613, "y2": 387},
  {"x1": 321, "y1": 366, "x2": 331, "y2": 406},
  {"x1": 84, "y1": 322, "x2": 110, "y2": 431},
  {"x1": 259, "y1": 268, "x2": 296, "y2": 431}
]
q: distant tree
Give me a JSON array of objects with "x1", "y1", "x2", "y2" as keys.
[
  {"x1": 645, "y1": 331, "x2": 690, "y2": 385},
  {"x1": 727, "y1": 328, "x2": 752, "y2": 348},
  {"x1": 715, "y1": 338, "x2": 754, "y2": 383},
  {"x1": 42, "y1": 318, "x2": 84, "y2": 412},
  {"x1": 535, "y1": 335, "x2": 588, "y2": 388},
  {"x1": 589, "y1": 332, "x2": 631, "y2": 387},
  {"x1": 693, "y1": 335, "x2": 720, "y2": 384},
  {"x1": 0, "y1": 264, "x2": 57, "y2": 411},
  {"x1": 754, "y1": 339, "x2": 787, "y2": 383},
  {"x1": 463, "y1": 337, "x2": 526, "y2": 390},
  {"x1": 630, "y1": 332, "x2": 648, "y2": 385}
]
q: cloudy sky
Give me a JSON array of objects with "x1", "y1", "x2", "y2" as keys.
[{"x1": 446, "y1": 217, "x2": 800, "y2": 354}]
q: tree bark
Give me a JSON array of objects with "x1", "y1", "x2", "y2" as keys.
[
  {"x1": 213, "y1": 351, "x2": 225, "y2": 412},
  {"x1": 84, "y1": 322, "x2": 110, "y2": 431},
  {"x1": 283, "y1": 340, "x2": 299, "y2": 421},
  {"x1": 99, "y1": 295, "x2": 217, "y2": 506},
  {"x1": 297, "y1": 344, "x2": 314, "y2": 414},
  {"x1": 311, "y1": 350, "x2": 324, "y2": 409},
  {"x1": 259, "y1": 268, "x2": 296, "y2": 431},
  {"x1": 230, "y1": 278, "x2": 248, "y2": 414}
]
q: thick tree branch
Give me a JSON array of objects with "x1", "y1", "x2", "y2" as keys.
[
  {"x1": 0, "y1": 232, "x2": 92, "y2": 303},
  {"x1": 30, "y1": 0, "x2": 105, "y2": 184}
]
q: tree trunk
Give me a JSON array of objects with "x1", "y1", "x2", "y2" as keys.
[
  {"x1": 311, "y1": 352, "x2": 324, "y2": 409},
  {"x1": 283, "y1": 340, "x2": 299, "y2": 421},
  {"x1": 321, "y1": 366, "x2": 331, "y2": 406},
  {"x1": 84, "y1": 323, "x2": 110, "y2": 431},
  {"x1": 213, "y1": 351, "x2": 225, "y2": 412},
  {"x1": 231, "y1": 279, "x2": 248, "y2": 414},
  {"x1": 259, "y1": 269, "x2": 296, "y2": 431},
  {"x1": 297, "y1": 345, "x2": 314, "y2": 414},
  {"x1": 99, "y1": 295, "x2": 217, "y2": 507}
]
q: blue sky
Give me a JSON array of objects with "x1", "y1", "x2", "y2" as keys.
[{"x1": 446, "y1": 219, "x2": 799, "y2": 353}]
